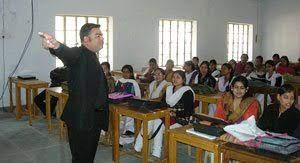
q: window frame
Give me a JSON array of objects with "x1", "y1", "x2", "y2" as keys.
[
  {"x1": 227, "y1": 22, "x2": 253, "y2": 61},
  {"x1": 159, "y1": 19, "x2": 197, "y2": 67}
]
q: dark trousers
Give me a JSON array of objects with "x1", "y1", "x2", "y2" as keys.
[
  {"x1": 34, "y1": 90, "x2": 58, "y2": 116},
  {"x1": 67, "y1": 127, "x2": 101, "y2": 163}
]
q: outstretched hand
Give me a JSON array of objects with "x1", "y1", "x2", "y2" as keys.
[{"x1": 39, "y1": 32, "x2": 60, "y2": 50}]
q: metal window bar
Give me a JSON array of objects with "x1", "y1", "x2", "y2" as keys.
[
  {"x1": 190, "y1": 21, "x2": 194, "y2": 58},
  {"x1": 176, "y1": 20, "x2": 179, "y2": 66},
  {"x1": 183, "y1": 21, "x2": 186, "y2": 63}
]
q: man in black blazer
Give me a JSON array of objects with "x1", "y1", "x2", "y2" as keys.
[{"x1": 40, "y1": 23, "x2": 109, "y2": 163}]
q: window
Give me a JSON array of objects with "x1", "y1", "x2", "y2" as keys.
[
  {"x1": 55, "y1": 15, "x2": 113, "y2": 67},
  {"x1": 159, "y1": 19, "x2": 197, "y2": 67},
  {"x1": 227, "y1": 22, "x2": 253, "y2": 61}
]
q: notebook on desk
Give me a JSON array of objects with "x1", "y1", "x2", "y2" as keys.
[
  {"x1": 17, "y1": 75, "x2": 36, "y2": 80},
  {"x1": 124, "y1": 99, "x2": 167, "y2": 110},
  {"x1": 186, "y1": 128, "x2": 217, "y2": 140}
]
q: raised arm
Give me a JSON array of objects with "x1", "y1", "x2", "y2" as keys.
[{"x1": 39, "y1": 32, "x2": 80, "y2": 66}]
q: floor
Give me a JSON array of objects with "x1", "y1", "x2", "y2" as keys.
[{"x1": 0, "y1": 111, "x2": 195, "y2": 163}]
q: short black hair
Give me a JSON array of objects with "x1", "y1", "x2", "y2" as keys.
[
  {"x1": 149, "y1": 58, "x2": 157, "y2": 64},
  {"x1": 278, "y1": 84, "x2": 295, "y2": 96},
  {"x1": 101, "y1": 62, "x2": 110, "y2": 70},
  {"x1": 80, "y1": 23, "x2": 100, "y2": 42},
  {"x1": 256, "y1": 56, "x2": 263, "y2": 61},
  {"x1": 210, "y1": 59, "x2": 217, "y2": 65},
  {"x1": 265, "y1": 60, "x2": 275, "y2": 67},
  {"x1": 273, "y1": 53, "x2": 280, "y2": 59},
  {"x1": 192, "y1": 57, "x2": 199, "y2": 61},
  {"x1": 246, "y1": 62, "x2": 255, "y2": 71}
]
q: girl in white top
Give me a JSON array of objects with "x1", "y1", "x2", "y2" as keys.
[
  {"x1": 241, "y1": 62, "x2": 257, "y2": 80},
  {"x1": 134, "y1": 70, "x2": 194, "y2": 158},
  {"x1": 256, "y1": 60, "x2": 283, "y2": 109},
  {"x1": 134, "y1": 68, "x2": 171, "y2": 158},
  {"x1": 184, "y1": 61, "x2": 198, "y2": 85},
  {"x1": 216, "y1": 63, "x2": 234, "y2": 93},
  {"x1": 210, "y1": 59, "x2": 220, "y2": 78},
  {"x1": 209, "y1": 63, "x2": 234, "y2": 116},
  {"x1": 116, "y1": 65, "x2": 141, "y2": 143}
]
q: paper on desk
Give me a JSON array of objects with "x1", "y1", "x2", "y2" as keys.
[
  {"x1": 224, "y1": 116, "x2": 266, "y2": 141},
  {"x1": 186, "y1": 128, "x2": 217, "y2": 140}
]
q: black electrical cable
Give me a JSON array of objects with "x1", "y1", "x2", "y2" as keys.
[
  {"x1": 0, "y1": 0, "x2": 34, "y2": 105},
  {"x1": 1, "y1": 0, "x2": 5, "y2": 110}
]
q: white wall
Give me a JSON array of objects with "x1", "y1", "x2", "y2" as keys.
[
  {"x1": 260, "y1": 0, "x2": 300, "y2": 61},
  {"x1": 0, "y1": 0, "x2": 259, "y2": 106}
]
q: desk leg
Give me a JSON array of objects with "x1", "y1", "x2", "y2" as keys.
[
  {"x1": 164, "y1": 114, "x2": 170, "y2": 159},
  {"x1": 195, "y1": 148, "x2": 203, "y2": 163},
  {"x1": 9, "y1": 78, "x2": 14, "y2": 112},
  {"x1": 142, "y1": 120, "x2": 148, "y2": 163},
  {"x1": 15, "y1": 85, "x2": 21, "y2": 119},
  {"x1": 45, "y1": 90, "x2": 51, "y2": 132},
  {"x1": 203, "y1": 102, "x2": 209, "y2": 115},
  {"x1": 134, "y1": 119, "x2": 142, "y2": 142},
  {"x1": 26, "y1": 89, "x2": 32, "y2": 126},
  {"x1": 58, "y1": 97, "x2": 63, "y2": 139},
  {"x1": 168, "y1": 132, "x2": 176, "y2": 163},
  {"x1": 113, "y1": 107, "x2": 120, "y2": 163},
  {"x1": 32, "y1": 89, "x2": 38, "y2": 118},
  {"x1": 214, "y1": 151, "x2": 220, "y2": 163}
]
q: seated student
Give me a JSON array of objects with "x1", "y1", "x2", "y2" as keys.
[
  {"x1": 141, "y1": 58, "x2": 158, "y2": 83},
  {"x1": 115, "y1": 65, "x2": 141, "y2": 136},
  {"x1": 216, "y1": 63, "x2": 234, "y2": 93},
  {"x1": 115, "y1": 65, "x2": 141, "y2": 98},
  {"x1": 184, "y1": 61, "x2": 198, "y2": 85},
  {"x1": 192, "y1": 56, "x2": 200, "y2": 72},
  {"x1": 215, "y1": 76, "x2": 260, "y2": 123},
  {"x1": 135, "y1": 70, "x2": 194, "y2": 158},
  {"x1": 256, "y1": 60, "x2": 284, "y2": 108},
  {"x1": 134, "y1": 68, "x2": 171, "y2": 158},
  {"x1": 264, "y1": 60, "x2": 284, "y2": 87},
  {"x1": 101, "y1": 62, "x2": 115, "y2": 93},
  {"x1": 34, "y1": 66, "x2": 68, "y2": 117},
  {"x1": 195, "y1": 61, "x2": 216, "y2": 88},
  {"x1": 147, "y1": 68, "x2": 171, "y2": 101},
  {"x1": 276, "y1": 56, "x2": 295, "y2": 75},
  {"x1": 255, "y1": 55, "x2": 265, "y2": 76},
  {"x1": 210, "y1": 59, "x2": 220, "y2": 78},
  {"x1": 228, "y1": 59, "x2": 238, "y2": 76},
  {"x1": 272, "y1": 53, "x2": 281, "y2": 68},
  {"x1": 258, "y1": 84, "x2": 300, "y2": 139},
  {"x1": 165, "y1": 59, "x2": 174, "y2": 82},
  {"x1": 241, "y1": 62, "x2": 257, "y2": 79},
  {"x1": 195, "y1": 61, "x2": 217, "y2": 115},
  {"x1": 235, "y1": 54, "x2": 248, "y2": 75}
]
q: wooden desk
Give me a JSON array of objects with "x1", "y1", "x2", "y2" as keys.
[
  {"x1": 9, "y1": 77, "x2": 49, "y2": 125},
  {"x1": 112, "y1": 104, "x2": 170, "y2": 163},
  {"x1": 248, "y1": 83, "x2": 278, "y2": 109},
  {"x1": 167, "y1": 125, "x2": 222, "y2": 163},
  {"x1": 221, "y1": 143, "x2": 300, "y2": 163},
  {"x1": 195, "y1": 94, "x2": 221, "y2": 115},
  {"x1": 45, "y1": 87, "x2": 68, "y2": 139}
]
